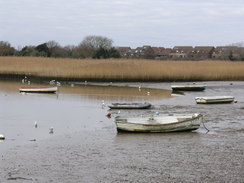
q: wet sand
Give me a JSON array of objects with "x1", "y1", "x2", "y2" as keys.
[{"x1": 0, "y1": 81, "x2": 244, "y2": 182}]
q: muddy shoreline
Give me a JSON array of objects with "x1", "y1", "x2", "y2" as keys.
[{"x1": 0, "y1": 81, "x2": 243, "y2": 182}]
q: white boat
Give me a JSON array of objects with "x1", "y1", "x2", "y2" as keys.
[
  {"x1": 108, "y1": 102, "x2": 151, "y2": 109},
  {"x1": 115, "y1": 113, "x2": 202, "y2": 132},
  {"x1": 19, "y1": 86, "x2": 58, "y2": 93},
  {"x1": 171, "y1": 85, "x2": 206, "y2": 91},
  {"x1": 195, "y1": 96, "x2": 235, "y2": 104}
]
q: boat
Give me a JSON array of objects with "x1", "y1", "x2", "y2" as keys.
[
  {"x1": 19, "y1": 86, "x2": 58, "y2": 93},
  {"x1": 195, "y1": 96, "x2": 235, "y2": 104},
  {"x1": 115, "y1": 113, "x2": 202, "y2": 132},
  {"x1": 171, "y1": 85, "x2": 206, "y2": 91},
  {"x1": 108, "y1": 102, "x2": 151, "y2": 109}
]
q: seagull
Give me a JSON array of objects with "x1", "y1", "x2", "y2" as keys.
[
  {"x1": 49, "y1": 127, "x2": 54, "y2": 134},
  {"x1": 34, "y1": 121, "x2": 37, "y2": 128},
  {"x1": 102, "y1": 100, "x2": 106, "y2": 108}
]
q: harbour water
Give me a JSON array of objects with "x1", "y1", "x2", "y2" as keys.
[{"x1": 0, "y1": 80, "x2": 243, "y2": 182}]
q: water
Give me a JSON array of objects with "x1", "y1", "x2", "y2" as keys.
[{"x1": 0, "y1": 80, "x2": 243, "y2": 182}]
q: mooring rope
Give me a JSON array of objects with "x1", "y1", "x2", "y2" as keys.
[{"x1": 202, "y1": 118, "x2": 210, "y2": 133}]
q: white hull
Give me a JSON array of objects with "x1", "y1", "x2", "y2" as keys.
[
  {"x1": 19, "y1": 86, "x2": 58, "y2": 93},
  {"x1": 195, "y1": 96, "x2": 234, "y2": 104},
  {"x1": 115, "y1": 113, "x2": 202, "y2": 132}
]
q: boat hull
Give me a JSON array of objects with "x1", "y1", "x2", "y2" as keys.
[
  {"x1": 108, "y1": 102, "x2": 151, "y2": 109},
  {"x1": 171, "y1": 85, "x2": 206, "y2": 91},
  {"x1": 195, "y1": 96, "x2": 234, "y2": 104},
  {"x1": 115, "y1": 114, "x2": 202, "y2": 133},
  {"x1": 19, "y1": 87, "x2": 58, "y2": 93}
]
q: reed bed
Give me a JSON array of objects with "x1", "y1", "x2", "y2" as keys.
[{"x1": 1, "y1": 56, "x2": 244, "y2": 81}]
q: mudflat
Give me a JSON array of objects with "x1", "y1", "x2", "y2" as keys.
[{"x1": 0, "y1": 81, "x2": 243, "y2": 182}]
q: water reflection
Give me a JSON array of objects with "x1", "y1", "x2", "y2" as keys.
[{"x1": 0, "y1": 80, "x2": 172, "y2": 102}]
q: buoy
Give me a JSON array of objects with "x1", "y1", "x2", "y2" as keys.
[
  {"x1": 49, "y1": 127, "x2": 54, "y2": 134},
  {"x1": 0, "y1": 134, "x2": 5, "y2": 140},
  {"x1": 106, "y1": 113, "x2": 111, "y2": 118}
]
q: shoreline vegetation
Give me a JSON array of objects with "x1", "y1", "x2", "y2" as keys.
[{"x1": 1, "y1": 56, "x2": 244, "y2": 82}]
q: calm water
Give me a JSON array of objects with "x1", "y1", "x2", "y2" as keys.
[{"x1": 0, "y1": 80, "x2": 243, "y2": 182}]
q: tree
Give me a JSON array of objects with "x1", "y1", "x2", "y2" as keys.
[
  {"x1": 19, "y1": 46, "x2": 38, "y2": 56},
  {"x1": 35, "y1": 43, "x2": 50, "y2": 57},
  {"x1": 77, "y1": 35, "x2": 113, "y2": 58},
  {"x1": 46, "y1": 40, "x2": 61, "y2": 57},
  {"x1": 0, "y1": 41, "x2": 15, "y2": 56},
  {"x1": 93, "y1": 47, "x2": 121, "y2": 59}
]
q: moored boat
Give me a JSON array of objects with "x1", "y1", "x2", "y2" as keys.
[
  {"x1": 19, "y1": 86, "x2": 58, "y2": 93},
  {"x1": 195, "y1": 96, "x2": 235, "y2": 104},
  {"x1": 115, "y1": 113, "x2": 202, "y2": 132},
  {"x1": 108, "y1": 102, "x2": 151, "y2": 109},
  {"x1": 171, "y1": 85, "x2": 206, "y2": 91}
]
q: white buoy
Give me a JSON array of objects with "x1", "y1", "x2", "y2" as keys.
[
  {"x1": 49, "y1": 127, "x2": 54, "y2": 134},
  {"x1": 34, "y1": 121, "x2": 37, "y2": 128},
  {"x1": 0, "y1": 134, "x2": 5, "y2": 140}
]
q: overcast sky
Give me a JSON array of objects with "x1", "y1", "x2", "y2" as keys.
[{"x1": 1, "y1": 0, "x2": 244, "y2": 48}]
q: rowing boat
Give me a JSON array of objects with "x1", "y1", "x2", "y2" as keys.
[
  {"x1": 19, "y1": 86, "x2": 58, "y2": 93},
  {"x1": 115, "y1": 113, "x2": 202, "y2": 132},
  {"x1": 195, "y1": 96, "x2": 235, "y2": 104},
  {"x1": 171, "y1": 85, "x2": 206, "y2": 91},
  {"x1": 108, "y1": 102, "x2": 151, "y2": 109}
]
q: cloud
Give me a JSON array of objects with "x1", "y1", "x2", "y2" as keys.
[{"x1": 0, "y1": 0, "x2": 244, "y2": 47}]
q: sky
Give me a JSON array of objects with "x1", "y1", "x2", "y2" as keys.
[{"x1": 1, "y1": 0, "x2": 244, "y2": 49}]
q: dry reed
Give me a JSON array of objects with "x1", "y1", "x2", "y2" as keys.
[{"x1": 1, "y1": 56, "x2": 244, "y2": 81}]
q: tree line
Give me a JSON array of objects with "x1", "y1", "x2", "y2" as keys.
[{"x1": 0, "y1": 35, "x2": 121, "y2": 59}]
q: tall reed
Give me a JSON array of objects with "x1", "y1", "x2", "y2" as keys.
[{"x1": 1, "y1": 56, "x2": 244, "y2": 81}]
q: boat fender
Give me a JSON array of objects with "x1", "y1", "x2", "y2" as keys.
[{"x1": 106, "y1": 113, "x2": 111, "y2": 118}]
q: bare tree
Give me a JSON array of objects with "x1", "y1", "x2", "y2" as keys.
[
  {"x1": 76, "y1": 35, "x2": 113, "y2": 58},
  {"x1": 0, "y1": 41, "x2": 15, "y2": 56}
]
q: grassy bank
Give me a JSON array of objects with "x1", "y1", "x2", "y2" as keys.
[{"x1": 1, "y1": 56, "x2": 244, "y2": 81}]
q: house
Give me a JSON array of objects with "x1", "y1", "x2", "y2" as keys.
[
  {"x1": 189, "y1": 46, "x2": 214, "y2": 60},
  {"x1": 212, "y1": 46, "x2": 242, "y2": 60},
  {"x1": 116, "y1": 47, "x2": 132, "y2": 58},
  {"x1": 170, "y1": 46, "x2": 193, "y2": 59},
  {"x1": 151, "y1": 47, "x2": 172, "y2": 60}
]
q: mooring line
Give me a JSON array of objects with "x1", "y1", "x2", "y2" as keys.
[{"x1": 202, "y1": 118, "x2": 210, "y2": 133}]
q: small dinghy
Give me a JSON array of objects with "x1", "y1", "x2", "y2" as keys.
[
  {"x1": 115, "y1": 113, "x2": 202, "y2": 132},
  {"x1": 171, "y1": 85, "x2": 206, "y2": 91},
  {"x1": 19, "y1": 86, "x2": 58, "y2": 93},
  {"x1": 108, "y1": 102, "x2": 151, "y2": 109},
  {"x1": 195, "y1": 96, "x2": 235, "y2": 104}
]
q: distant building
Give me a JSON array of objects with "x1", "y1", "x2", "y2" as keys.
[
  {"x1": 212, "y1": 46, "x2": 243, "y2": 60},
  {"x1": 116, "y1": 47, "x2": 131, "y2": 58},
  {"x1": 189, "y1": 46, "x2": 214, "y2": 60},
  {"x1": 170, "y1": 46, "x2": 193, "y2": 59}
]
